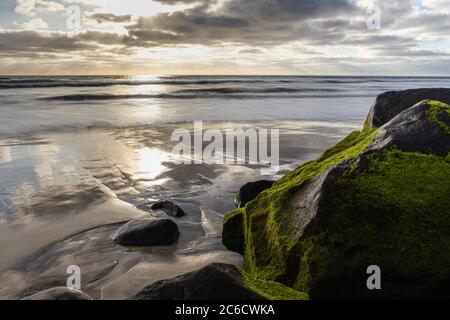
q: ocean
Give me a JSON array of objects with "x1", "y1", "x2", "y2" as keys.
[
  {"x1": 0, "y1": 75, "x2": 449, "y2": 299},
  {"x1": 1, "y1": 75, "x2": 449, "y2": 136}
]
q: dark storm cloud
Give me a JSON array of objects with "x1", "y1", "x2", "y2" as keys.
[
  {"x1": 87, "y1": 13, "x2": 132, "y2": 24},
  {"x1": 0, "y1": 0, "x2": 409, "y2": 51},
  {"x1": 222, "y1": 0, "x2": 358, "y2": 21},
  {"x1": 125, "y1": 0, "x2": 362, "y2": 46},
  {"x1": 0, "y1": 30, "x2": 93, "y2": 52},
  {"x1": 0, "y1": 30, "x2": 126, "y2": 54},
  {"x1": 78, "y1": 30, "x2": 127, "y2": 44},
  {"x1": 0, "y1": 0, "x2": 449, "y2": 69},
  {"x1": 126, "y1": 8, "x2": 252, "y2": 46}
]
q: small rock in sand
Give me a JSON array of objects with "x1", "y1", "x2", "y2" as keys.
[
  {"x1": 150, "y1": 200, "x2": 186, "y2": 217},
  {"x1": 134, "y1": 263, "x2": 266, "y2": 300},
  {"x1": 113, "y1": 219, "x2": 180, "y2": 246}
]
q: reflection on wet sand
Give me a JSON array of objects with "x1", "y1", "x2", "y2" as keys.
[
  {"x1": 0, "y1": 145, "x2": 11, "y2": 165},
  {"x1": 0, "y1": 120, "x2": 360, "y2": 299}
]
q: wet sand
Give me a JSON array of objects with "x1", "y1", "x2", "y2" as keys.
[{"x1": 0, "y1": 120, "x2": 361, "y2": 299}]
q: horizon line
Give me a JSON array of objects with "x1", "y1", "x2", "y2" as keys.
[{"x1": 2, "y1": 74, "x2": 450, "y2": 78}]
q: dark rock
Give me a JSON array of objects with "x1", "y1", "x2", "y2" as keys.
[
  {"x1": 150, "y1": 200, "x2": 185, "y2": 217},
  {"x1": 222, "y1": 210, "x2": 245, "y2": 255},
  {"x1": 22, "y1": 287, "x2": 93, "y2": 300},
  {"x1": 113, "y1": 219, "x2": 180, "y2": 246},
  {"x1": 236, "y1": 180, "x2": 274, "y2": 208},
  {"x1": 224, "y1": 99, "x2": 450, "y2": 299},
  {"x1": 134, "y1": 263, "x2": 266, "y2": 300},
  {"x1": 365, "y1": 88, "x2": 450, "y2": 129},
  {"x1": 366, "y1": 100, "x2": 450, "y2": 156}
]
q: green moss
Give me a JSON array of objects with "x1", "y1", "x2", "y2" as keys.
[
  {"x1": 223, "y1": 129, "x2": 378, "y2": 282},
  {"x1": 363, "y1": 116, "x2": 373, "y2": 131},
  {"x1": 425, "y1": 100, "x2": 450, "y2": 134},
  {"x1": 294, "y1": 149, "x2": 450, "y2": 298},
  {"x1": 277, "y1": 128, "x2": 376, "y2": 186},
  {"x1": 241, "y1": 270, "x2": 309, "y2": 300},
  {"x1": 223, "y1": 98, "x2": 450, "y2": 298},
  {"x1": 223, "y1": 115, "x2": 450, "y2": 298},
  {"x1": 316, "y1": 130, "x2": 365, "y2": 162}
]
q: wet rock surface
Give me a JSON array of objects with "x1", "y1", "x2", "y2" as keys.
[
  {"x1": 134, "y1": 263, "x2": 265, "y2": 300},
  {"x1": 365, "y1": 88, "x2": 450, "y2": 129},
  {"x1": 366, "y1": 100, "x2": 450, "y2": 156},
  {"x1": 113, "y1": 219, "x2": 180, "y2": 246},
  {"x1": 236, "y1": 180, "x2": 274, "y2": 208},
  {"x1": 149, "y1": 201, "x2": 186, "y2": 217},
  {"x1": 224, "y1": 99, "x2": 450, "y2": 299}
]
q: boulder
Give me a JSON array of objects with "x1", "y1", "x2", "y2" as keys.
[
  {"x1": 134, "y1": 263, "x2": 266, "y2": 300},
  {"x1": 113, "y1": 219, "x2": 179, "y2": 246},
  {"x1": 223, "y1": 100, "x2": 450, "y2": 299},
  {"x1": 22, "y1": 287, "x2": 92, "y2": 300},
  {"x1": 366, "y1": 100, "x2": 450, "y2": 156},
  {"x1": 365, "y1": 88, "x2": 450, "y2": 129},
  {"x1": 235, "y1": 180, "x2": 274, "y2": 208},
  {"x1": 150, "y1": 200, "x2": 186, "y2": 217},
  {"x1": 222, "y1": 209, "x2": 245, "y2": 255}
]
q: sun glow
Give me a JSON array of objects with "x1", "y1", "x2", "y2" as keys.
[{"x1": 137, "y1": 147, "x2": 168, "y2": 181}]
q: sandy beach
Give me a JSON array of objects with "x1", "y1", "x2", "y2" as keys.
[{"x1": 0, "y1": 119, "x2": 360, "y2": 299}]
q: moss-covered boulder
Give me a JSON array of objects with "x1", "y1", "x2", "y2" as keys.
[
  {"x1": 365, "y1": 88, "x2": 450, "y2": 130},
  {"x1": 223, "y1": 99, "x2": 450, "y2": 299},
  {"x1": 367, "y1": 100, "x2": 450, "y2": 156}
]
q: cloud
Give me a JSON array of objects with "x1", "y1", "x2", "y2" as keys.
[
  {"x1": 15, "y1": 0, "x2": 65, "y2": 16},
  {"x1": 2, "y1": 0, "x2": 450, "y2": 75},
  {"x1": 238, "y1": 48, "x2": 263, "y2": 54},
  {"x1": 19, "y1": 18, "x2": 49, "y2": 30},
  {"x1": 86, "y1": 13, "x2": 132, "y2": 24},
  {"x1": 0, "y1": 29, "x2": 128, "y2": 55},
  {"x1": 422, "y1": 0, "x2": 450, "y2": 11},
  {"x1": 222, "y1": 0, "x2": 357, "y2": 21},
  {"x1": 62, "y1": 0, "x2": 99, "y2": 4},
  {"x1": 121, "y1": 0, "x2": 369, "y2": 48},
  {"x1": 9, "y1": 0, "x2": 447, "y2": 51},
  {"x1": 15, "y1": 0, "x2": 35, "y2": 15},
  {"x1": 154, "y1": 0, "x2": 204, "y2": 3}
]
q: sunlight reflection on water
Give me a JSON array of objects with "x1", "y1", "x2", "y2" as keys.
[{"x1": 137, "y1": 147, "x2": 169, "y2": 180}]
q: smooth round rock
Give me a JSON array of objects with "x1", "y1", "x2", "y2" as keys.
[
  {"x1": 134, "y1": 263, "x2": 266, "y2": 300},
  {"x1": 113, "y1": 219, "x2": 180, "y2": 246}
]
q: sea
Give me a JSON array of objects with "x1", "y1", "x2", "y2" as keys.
[{"x1": 1, "y1": 75, "x2": 449, "y2": 136}]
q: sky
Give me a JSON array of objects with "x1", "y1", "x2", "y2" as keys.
[{"x1": 0, "y1": 0, "x2": 449, "y2": 75}]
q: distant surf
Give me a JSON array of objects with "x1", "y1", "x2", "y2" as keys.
[
  {"x1": 1, "y1": 75, "x2": 449, "y2": 89},
  {"x1": 1, "y1": 75, "x2": 449, "y2": 137}
]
